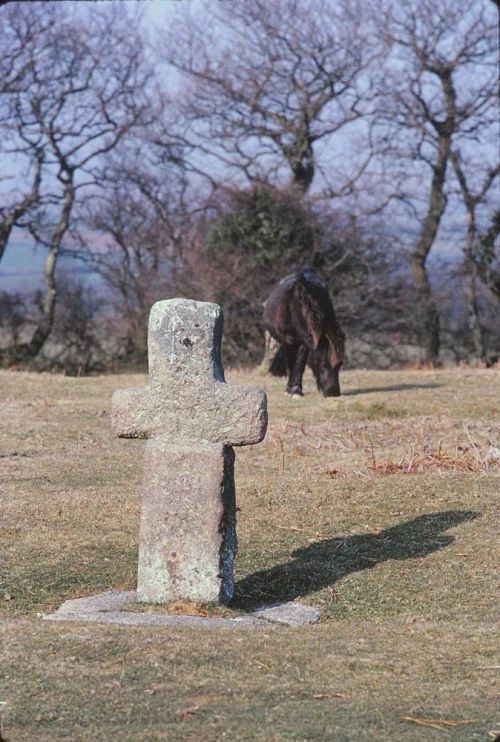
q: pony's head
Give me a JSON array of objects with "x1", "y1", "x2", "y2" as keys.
[{"x1": 308, "y1": 331, "x2": 345, "y2": 397}]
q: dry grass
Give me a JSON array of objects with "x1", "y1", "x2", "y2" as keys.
[
  {"x1": 1, "y1": 366, "x2": 499, "y2": 740},
  {"x1": 368, "y1": 434, "x2": 497, "y2": 475}
]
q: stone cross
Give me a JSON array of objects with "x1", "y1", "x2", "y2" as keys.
[{"x1": 111, "y1": 299, "x2": 267, "y2": 605}]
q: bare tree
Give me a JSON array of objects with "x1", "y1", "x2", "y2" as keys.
[
  {"x1": 0, "y1": 2, "x2": 153, "y2": 366},
  {"x1": 81, "y1": 135, "x2": 197, "y2": 365},
  {"x1": 158, "y1": 0, "x2": 380, "y2": 194},
  {"x1": 375, "y1": 0, "x2": 498, "y2": 364},
  {"x1": 0, "y1": 6, "x2": 52, "y2": 261},
  {"x1": 476, "y1": 211, "x2": 500, "y2": 302},
  {"x1": 450, "y1": 150, "x2": 499, "y2": 359},
  {"x1": 0, "y1": 149, "x2": 43, "y2": 262}
]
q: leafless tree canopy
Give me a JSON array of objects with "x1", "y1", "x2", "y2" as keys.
[
  {"x1": 370, "y1": 0, "x2": 498, "y2": 363},
  {"x1": 159, "y1": 0, "x2": 380, "y2": 193},
  {"x1": 0, "y1": 2, "x2": 153, "y2": 364}
]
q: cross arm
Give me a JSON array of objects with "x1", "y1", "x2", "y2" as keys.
[
  {"x1": 111, "y1": 386, "x2": 152, "y2": 439},
  {"x1": 215, "y1": 383, "x2": 268, "y2": 446}
]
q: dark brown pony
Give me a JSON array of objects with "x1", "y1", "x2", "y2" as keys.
[{"x1": 263, "y1": 270, "x2": 345, "y2": 397}]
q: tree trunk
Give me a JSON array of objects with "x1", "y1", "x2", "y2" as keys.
[
  {"x1": 286, "y1": 128, "x2": 315, "y2": 193},
  {"x1": 450, "y1": 150, "x2": 497, "y2": 360},
  {"x1": 257, "y1": 330, "x2": 279, "y2": 374},
  {"x1": 0, "y1": 173, "x2": 74, "y2": 367},
  {"x1": 411, "y1": 136, "x2": 451, "y2": 365},
  {"x1": 477, "y1": 212, "x2": 500, "y2": 302},
  {"x1": 463, "y1": 212, "x2": 485, "y2": 360},
  {"x1": 410, "y1": 253, "x2": 441, "y2": 364},
  {"x1": 465, "y1": 267, "x2": 484, "y2": 360}
]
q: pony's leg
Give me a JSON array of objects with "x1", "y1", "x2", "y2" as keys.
[
  {"x1": 283, "y1": 345, "x2": 299, "y2": 394},
  {"x1": 286, "y1": 344, "x2": 308, "y2": 396}
]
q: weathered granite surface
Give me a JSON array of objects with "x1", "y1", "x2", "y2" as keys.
[
  {"x1": 42, "y1": 591, "x2": 321, "y2": 629},
  {"x1": 252, "y1": 602, "x2": 320, "y2": 627},
  {"x1": 112, "y1": 300, "x2": 267, "y2": 605},
  {"x1": 111, "y1": 301, "x2": 267, "y2": 444},
  {"x1": 136, "y1": 442, "x2": 237, "y2": 604}
]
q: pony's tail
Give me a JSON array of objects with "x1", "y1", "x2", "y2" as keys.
[{"x1": 268, "y1": 345, "x2": 287, "y2": 377}]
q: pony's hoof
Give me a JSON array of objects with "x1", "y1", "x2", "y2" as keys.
[{"x1": 286, "y1": 388, "x2": 303, "y2": 398}]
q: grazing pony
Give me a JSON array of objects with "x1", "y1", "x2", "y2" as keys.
[{"x1": 263, "y1": 270, "x2": 345, "y2": 397}]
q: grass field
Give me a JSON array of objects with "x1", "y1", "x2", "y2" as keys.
[{"x1": 1, "y1": 366, "x2": 499, "y2": 740}]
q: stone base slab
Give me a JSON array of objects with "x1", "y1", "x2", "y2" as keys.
[{"x1": 41, "y1": 590, "x2": 320, "y2": 629}]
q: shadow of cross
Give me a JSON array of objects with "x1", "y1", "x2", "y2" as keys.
[
  {"x1": 234, "y1": 510, "x2": 480, "y2": 610},
  {"x1": 111, "y1": 299, "x2": 267, "y2": 605}
]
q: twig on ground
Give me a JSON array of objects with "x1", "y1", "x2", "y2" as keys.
[
  {"x1": 274, "y1": 434, "x2": 285, "y2": 477},
  {"x1": 402, "y1": 716, "x2": 473, "y2": 731}
]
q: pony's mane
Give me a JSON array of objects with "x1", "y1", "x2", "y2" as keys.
[
  {"x1": 293, "y1": 272, "x2": 344, "y2": 364},
  {"x1": 292, "y1": 273, "x2": 325, "y2": 349}
]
